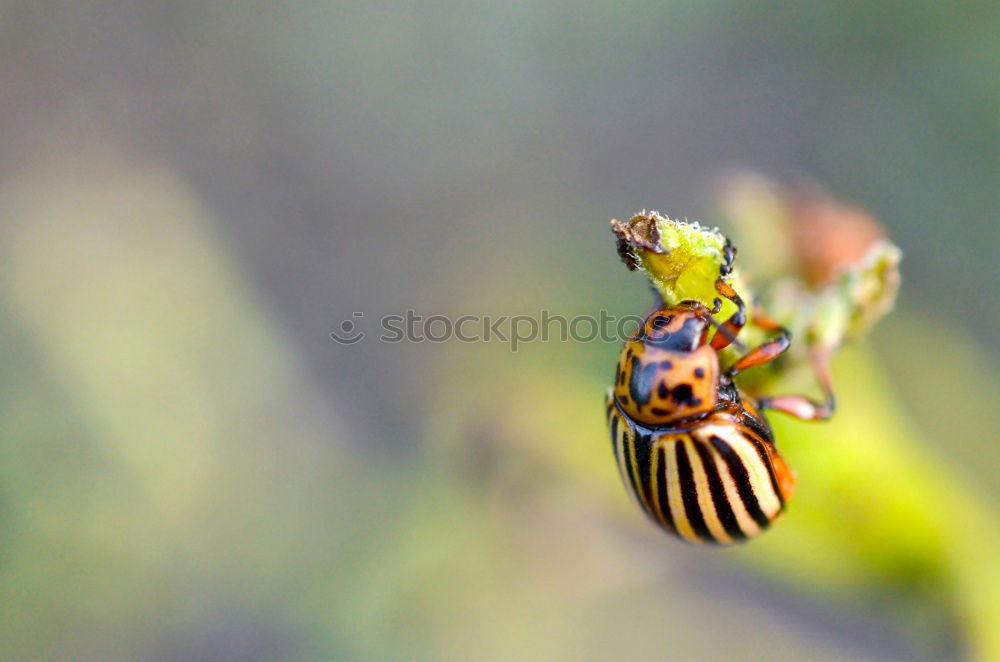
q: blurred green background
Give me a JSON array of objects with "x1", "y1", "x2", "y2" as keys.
[{"x1": 1, "y1": 2, "x2": 998, "y2": 660}]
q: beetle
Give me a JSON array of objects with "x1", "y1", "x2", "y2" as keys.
[{"x1": 606, "y1": 242, "x2": 835, "y2": 544}]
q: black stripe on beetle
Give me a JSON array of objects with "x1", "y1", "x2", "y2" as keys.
[
  {"x1": 741, "y1": 429, "x2": 785, "y2": 508},
  {"x1": 709, "y1": 435, "x2": 771, "y2": 530},
  {"x1": 676, "y1": 440, "x2": 716, "y2": 543},
  {"x1": 655, "y1": 445, "x2": 678, "y2": 533},
  {"x1": 693, "y1": 441, "x2": 747, "y2": 541}
]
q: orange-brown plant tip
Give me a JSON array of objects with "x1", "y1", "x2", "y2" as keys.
[{"x1": 786, "y1": 186, "x2": 886, "y2": 287}]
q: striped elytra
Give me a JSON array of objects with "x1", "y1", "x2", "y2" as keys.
[{"x1": 605, "y1": 389, "x2": 796, "y2": 544}]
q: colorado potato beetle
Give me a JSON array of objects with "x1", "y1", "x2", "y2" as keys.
[{"x1": 607, "y1": 243, "x2": 835, "y2": 544}]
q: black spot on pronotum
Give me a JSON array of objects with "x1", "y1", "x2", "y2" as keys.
[
  {"x1": 629, "y1": 357, "x2": 659, "y2": 407},
  {"x1": 672, "y1": 383, "x2": 701, "y2": 407},
  {"x1": 659, "y1": 360, "x2": 673, "y2": 370},
  {"x1": 652, "y1": 315, "x2": 672, "y2": 330},
  {"x1": 657, "y1": 382, "x2": 669, "y2": 399},
  {"x1": 646, "y1": 316, "x2": 705, "y2": 351},
  {"x1": 650, "y1": 407, "x2": 671, "y2": 416},
  {"x1": 694, "y1": 367, "x2": 705, "y2": 378}
]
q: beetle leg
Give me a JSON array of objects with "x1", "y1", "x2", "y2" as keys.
[
  {"x1": 725, "y1": 302, "x2": 795, "y2": 375},
  {"x1": 710, "y1": 277, "x2": 747, "y2": 350},
  {"x1": 749, "y1": 302, "x2": 784, "y2": 332},
  {"x1": 709, "y1": 239, "x2": 747, "y2": 350},
  {"x1": 756, "y1": 350, "x2": 836, "y2": 421},
  {"x1": 727, "y1": 329, "x2": 791, "y2": 377}
]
